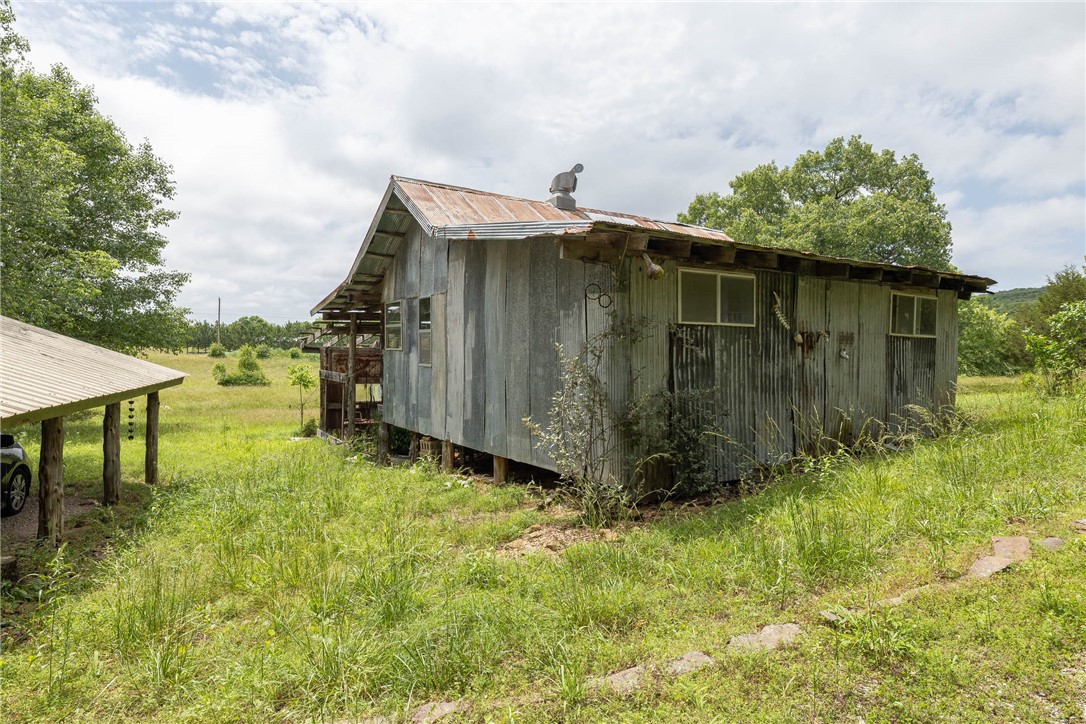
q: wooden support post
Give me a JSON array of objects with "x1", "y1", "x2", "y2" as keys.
[
  {"x1": 37, "y1": 416, "x2": 64, "y2": 548},
  {"x1": 408, "y1": 432, "x2": 419, "y2": 462},
  {"x1": 441, "y1": 441, "x2": 455, "y2": 472},
  {"x1": 377, "y1": 421, "x2": 390, "y2": 465},
  {"x1": 493, "y1": 455, "x2": 510, "y2": 483},
  {"x1": 145, "y1": 391, "x2": 160, "y2": 485},
  {"x1": 103, "y1": 402, "x2": 121, "y2": 506},
  {"x1": 346, "y1": 314, "x2": 357, "y2": 439}
]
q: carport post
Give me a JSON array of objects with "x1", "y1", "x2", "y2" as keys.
[
  {"x1": 145, "y1": 391, "x2": 160, "y2": 485},
  {"x1": 37, "y1": 416, "x2": 64, "y2": 548},
  {"x1": 103, "y1": 402, "x2": 121, "y2": 505}
]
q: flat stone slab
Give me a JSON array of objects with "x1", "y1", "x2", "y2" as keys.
[
  {"x1": 991, "y1": 536, "x2": 1031, "y2": 561},
  {"x1": 967, "y1": 555, "x2": 1013, "y2": 579},
  {"x1": 409, "y1": 701, "x2": 466, "y2": 722},
  {"x1": 588, "y1": 664, "x2": 647, "y2": 697},
  {"x1": 1071, "y1": 519, "x2": 1086, "y2": 533},
  {"x1": 728, "y1": 623, "x2": 803, "y2": 651},
  {"x1": 1040, "y1": 537, "x2": 1065, "y2": 551},
  {"x1": 664, "y1": 651, "x2": 714, "y2": 676}
]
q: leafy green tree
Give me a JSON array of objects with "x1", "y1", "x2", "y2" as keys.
[
  {"x1": 1014, "y1": 261, "x2": 1086, "y2": 336},
  {"x1": 957, "y1": 300, "x2": 1028, "y2": 376},
  {"x1": 1024, "y1": 300, "x2": 1086, "y2": 396},
  {"x1": 0, "y1": 3, "x2": 189, "y2": 352},
  {"x1": 213, "y1": 345, "x2": 270, "y2": 386},
  {"x1": 680, "y1": 135, "x2": 953, "y2": 269}
]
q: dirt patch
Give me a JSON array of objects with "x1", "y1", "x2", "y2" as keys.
[
  {"x1": 0, "y1": 495, "x2": 100, "y2": 546},
  {"x1": 498, "y1": 522, "x2": 621, "y2": 558}
]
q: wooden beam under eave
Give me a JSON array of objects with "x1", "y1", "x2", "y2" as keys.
[
  {"x1": 374, "y1": 230, "x2": 407, "y2": 239},
  {"x1": 736, "y1": 249, "x2": 780, "y2": 269},
  {"x1": 847, "y1": 266, "x2": 884, "y2": 282},
  {"x1": 560, "y1": 240, "x2": 621, "y2": 264},
  {"x1": 814, "y1": 260, "x2": 850, "y2": 278},
  {"x1": 912, "y1": 272, "x2": 941, "y2": 288},
  {"x1": 691, "y1": 242, "x2": 736, "y2": 264},
  {"x1": 939, "y1": 277, "x2": 966, "y2": 291},
  {"x1": 647, "y1": 236, "x2": 693, "y2": 257}
]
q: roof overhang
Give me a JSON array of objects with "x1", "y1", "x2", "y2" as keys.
[{"x1": 0, "y1": 317, "x2": 187, "y2": 427}]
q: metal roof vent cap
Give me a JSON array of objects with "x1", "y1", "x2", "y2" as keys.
[{"x1": 548, "y1": 163, "x2": 583, "y2": 210}]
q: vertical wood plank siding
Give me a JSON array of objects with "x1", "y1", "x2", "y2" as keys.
[{"x1": 379, "y1": 219, "x2": 960, "y2": 483}]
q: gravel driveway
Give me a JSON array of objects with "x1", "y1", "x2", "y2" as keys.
[{"x1": 1, "y1": 494, "x2": 99, "y2": 546}]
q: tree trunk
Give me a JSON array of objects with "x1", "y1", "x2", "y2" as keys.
[
  {"x1": 408, "y1": 432, "x2": 419, "y2": 462},
  {"x1": 103, "y1": 402, "x2": 121, "y2": 506},
  {"x1": 37, "y1": 417, "x2": 64, "y2": 547},
  {"x1": 145, "y1": 391, "x2": 160, "y2": 485}
]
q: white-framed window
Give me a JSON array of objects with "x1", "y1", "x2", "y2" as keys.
[
  {"x1": 890, "y1": 292, "x2": 937, "y2": 338},
  {"x1": 678, "y1": 269, "x2": 756, "y2": 326},
  {"x1": 385, "y1": 301, "x2": 402, "y2": 350},
  {"x1": 418, "y1": 297, "x2": 432, "y2": 366}
]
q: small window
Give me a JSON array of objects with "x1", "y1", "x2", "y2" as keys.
[
  {"x1": 678, "y1": 269, "x2": 756, "y2": 326},
  {"x1": 385, "y1": 301, "x2": 402, "y2": 350},
  {"x1": 418, "y1": 297, "x2": 432, "y2": 365},
  {"x1": 890, "y1": 293, "x2": 937, "y2": 338}
]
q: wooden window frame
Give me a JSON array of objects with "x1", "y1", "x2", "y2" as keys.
[
  {"x1": 384, "y1": 300, "x2": 403, "y2": 350},
  {"x1": 678, "y1": 269, "x2": 757, "y2": 327},
  {"x1": 418, "y1": 296, "x2": 432, "y2": 367},
  {"x1": 889, "y1": 292, "x2": 938, "y2": 338}
]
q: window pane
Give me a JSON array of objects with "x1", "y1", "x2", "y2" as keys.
[
  {"x1": 419, "y1": 330, "x2": 432, "y2": 364},
  {"x1": 385, "y1": 301, "x2": 401, "y2": 326},
  {"x1": 891, "y1": 294, "x2": 914, "y2": 335},
  {"x1": 917, "y1": 297, "x2": 937, "y2": 336},
  {"x1": 419, "y1": 297, "x2": 431, "y2": 329},
  {"x1": 720, "y1": 275, "x2": 755, "y2": 325},
  {"x1": 680, "y1": 271, "x2": 717, "y2": 323},
  {"x1": 386, "y1": 325, "x2": 401, "y2": 350}
]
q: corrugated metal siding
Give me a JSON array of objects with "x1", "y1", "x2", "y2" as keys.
[
  {"x1": 0, "y1": 316, "x2": 186, "y2": 425},
  {"x1": 934, "y1": 290, "x2": 958, "y2": 409},
  {"x1": 794, "y1": 277, "x2": 828, "y2": 454},
  {"x1": 824, "y1": 280, "x2": 860, "y2": 444},
  {"x1": 887, "y1": 336, "x2": 936, "y2": 432},
  {"x1": 856, "y1": 284, "x2": 889, "y2": 436},
  {"x1": 756, "y1": 271, "x2": 796, "y2": 463}
]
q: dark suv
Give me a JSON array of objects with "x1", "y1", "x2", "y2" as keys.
[{"x1": 1, "y1": 433, "x2": 32, "y2": 517}]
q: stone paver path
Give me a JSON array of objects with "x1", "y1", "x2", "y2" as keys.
[
  {"x1": 727, "y1": 623, "x2": 804, "y2": 652},
  {"x1": 967, "y1": 535, "x2": 1030, "y2": 579},
  {"x1": 664, "y1": 651, "x2": 714, "y2": 675}
]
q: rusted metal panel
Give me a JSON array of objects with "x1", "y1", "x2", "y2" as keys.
[
  {"x1": 431, "y1": 292, "x2": 447, "y2": 440},
  {"x1": 856, "y1": 284, "x2": 889, "y2": 435},
  {"x1": 461, "y1": 239, "x2": 488, "y2": 448},
  {"x1": 504, "y1": 245, "x2": 532, "y2": 463},
  {"x1": 755, "y1": 271, "x2": 796, "y2": 463},
  {"x1": 484, "y1": 240, "x2": 508, "y2": 456},
  {"x1": 934, "y1": 290, "x2": 958, "y2": 409},
  {"x1": 887, "y1": 336, "x2": 936, "y2": 432},
  {"x1": 794, "y1": 276, "x2": 828, "y2": 454},
  {"x1": 824, "y1": 280, "x2": 861, "y2": 444},
  {"x1": 0, "y1": 316, "x2": 187, "y2": 427},
  {"x1": 527, "y1": 238, "x2": 559, "y2": 469},
  {"x1": 444, "y1": 243, "x2": 466, "y2": 444}
]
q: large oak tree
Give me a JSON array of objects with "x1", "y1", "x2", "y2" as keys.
[
  {"x1": 1, "y1": 2, "x2": 189, "y2": 352},
  {"x1": 680, "y1": 135, "x2": 954, "y2": 270}
]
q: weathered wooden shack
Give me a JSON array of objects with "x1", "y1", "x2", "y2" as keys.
[{"x1": 312, "y1": 173, "x2": 994, "y2": 487}]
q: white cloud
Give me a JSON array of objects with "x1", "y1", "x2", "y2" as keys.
[{"x1": 10, "y1": 0, "x2": 1085, "y2": 321}]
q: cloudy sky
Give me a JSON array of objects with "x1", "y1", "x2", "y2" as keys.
[{"x1": 12, "y1": 1, "x2": 1085, "y2": 323}]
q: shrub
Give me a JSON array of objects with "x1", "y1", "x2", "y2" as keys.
[
  {"x1": 299, "y1": 418, "x2": 318, "y2": 437},
  {"x1": 208, "y1": 342, "x2": 226, "y2": 358},
  {"x1": 288, "y1": 347, "x2": 302, "y2": 359},
  {"x1": 958, "y1": 299, "x2": 1029, "y2": 376},
  {"x1": 213, "y1": 345, "x2": 271, "y2": 386},
  {"x1": 255, "y1": 344, "x2": 271, "y2": 359},
  {"x1": 1025, "y1": 300, "x2": 1086, "y2": 396}
]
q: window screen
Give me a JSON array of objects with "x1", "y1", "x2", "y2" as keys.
[
  {"x1": 679, "y1": 271, "x2": 718, "y2": 323},
  {"x1": 418, "y1": 297, "x2": 432, "y2": 365},
  {"x1": 891, "y1": 293, "x2": 937, "y2": 337},
  {"x1": 679, "y1": 269, "x2": 756, "y2": 326},
  {"x1": 720, "y1": 275, "x2": 756, "y2": 326},
  {"x1": 385, "y1": 301, "x2": 402, "y2": 350}
]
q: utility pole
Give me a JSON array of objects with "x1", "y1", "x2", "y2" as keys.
[{"x1": 216, "y1": 297, "x2": 221, "y2": 344}]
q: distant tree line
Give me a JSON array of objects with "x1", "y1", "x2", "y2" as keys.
[
  {"x1": 958, "y1": 261, "x2": 1086, "y2": 377},
  {"x1": 186, "y1": 316, "x2": 311, "y2": 351}
]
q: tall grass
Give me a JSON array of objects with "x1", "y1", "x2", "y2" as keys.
[{"x1": 1, "y1": 362, "x2": 1084, "y2": 722}]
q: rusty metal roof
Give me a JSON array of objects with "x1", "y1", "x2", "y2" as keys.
[
  {"x1": 312, "y1": 175, "x2": 995, "y2": 316},
  {"x1": 0, "y1": 316, "x2": 186, "y2": 427}
]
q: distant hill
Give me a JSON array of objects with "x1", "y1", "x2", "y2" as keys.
[{"x1": 979, "y1": 287, "x2": 1042, "y2": 315}]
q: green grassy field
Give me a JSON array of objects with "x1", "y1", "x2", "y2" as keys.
[{"x1": 1, "y1": 355, "x2": 1084, "y2": 722}]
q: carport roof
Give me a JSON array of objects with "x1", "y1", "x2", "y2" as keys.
[{"x1": 0, "y1": 316, "x2": 186, "y2": 427}]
